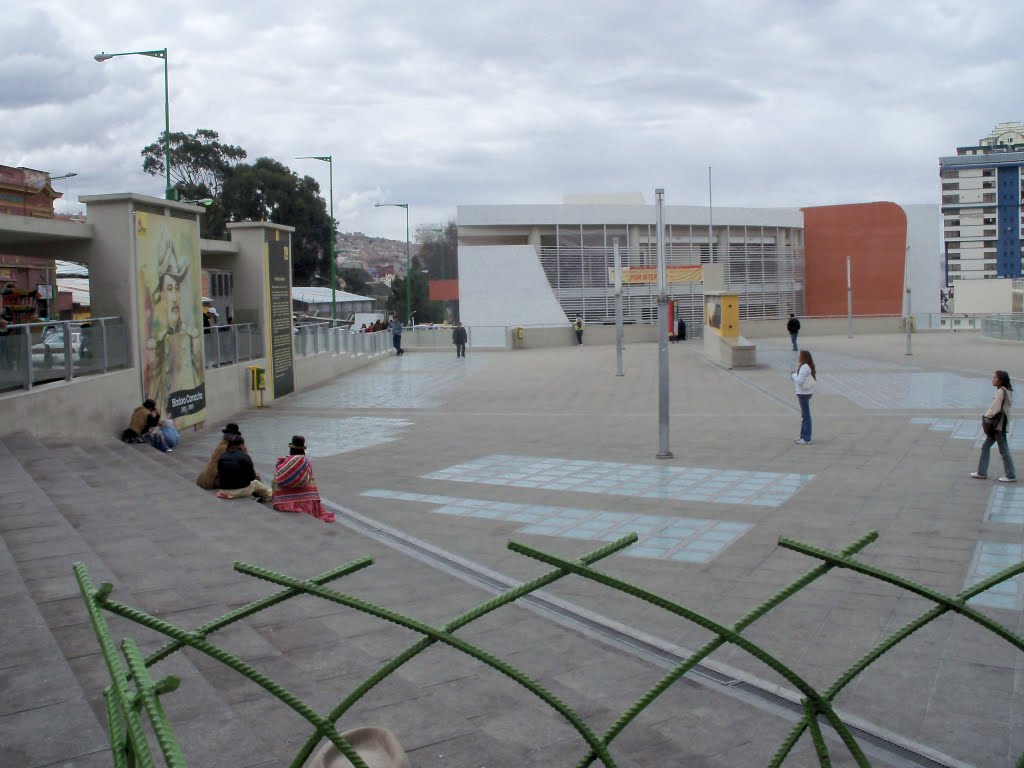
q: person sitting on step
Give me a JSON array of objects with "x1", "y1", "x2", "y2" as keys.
[{"x1": 215, "y1": 435, "x2": 272, "y2": 502}]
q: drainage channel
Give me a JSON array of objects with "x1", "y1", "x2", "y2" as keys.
[{"x1": 322, "y1": 497, "x2": 966, "y2": 768}]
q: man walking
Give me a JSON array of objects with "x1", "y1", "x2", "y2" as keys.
[
  {"x1": 389, "y1": 315, "x2": 404, "y2": 356},
  {"x1": 787, "y1": 312, "x2": 801, "y2": 351},
  {"x1": 572, "y1": 315, "x2": 585, "y2": 346},
  {"x1": 452, "y1": 321, "x2": 468, "y2": 358}
]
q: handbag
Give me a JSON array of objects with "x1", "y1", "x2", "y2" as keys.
[{"x1": 982, "y1": 415, "x2": 999, "y2": 437}]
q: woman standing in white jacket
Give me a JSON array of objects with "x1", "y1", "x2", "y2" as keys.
[
  {"x1": 971, "y1": 370, "x2": 1016, "y2": 482},
  {"x1": 791, "y1": 350, "x2": 816, "y2": 445}
]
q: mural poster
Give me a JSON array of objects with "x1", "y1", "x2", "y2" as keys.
[
  {"x1": 136, "y1": 212, "x2": 206, "y2": 427},
  {"x1": 265, "y1": 234, "x2": 294, "y2": 399}
]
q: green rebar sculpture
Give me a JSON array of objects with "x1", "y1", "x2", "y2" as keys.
[{"x1": 73, "y1": 529, "x2": 1024, "y2": 767}]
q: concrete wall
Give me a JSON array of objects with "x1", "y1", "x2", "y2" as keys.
[
  {"x1": 802, "y1": 202, "x2": 908, "y2": 317},
  {"x1": 459, "y1": 245, "x2": 568, "y2": 327},
  {"x1": 953, "y1": 278, "x2": 1014, "y2": 314},
  {"x1": 740, "y1": 315, "x2": 906, "y2": 338},
  {"x1": 0, "y1": 368, "x2": 139, "y2": 439},
  {"x1": 507, "y1": 324, "x2": 659, "y2": 349}
]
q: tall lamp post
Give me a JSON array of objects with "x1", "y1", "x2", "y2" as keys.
[
  {"x1": 94, "y1": 49, "x2": 173, "y2": 200},
  {"x1": 296, "y1": 156, "x2": 336, "y2": 325},
  {"x1": 375, "y1": 202, "x2": 411, "y2": 324}
]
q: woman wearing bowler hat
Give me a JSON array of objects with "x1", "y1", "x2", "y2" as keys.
[
  {"x1": 196, "y1": 422, "x2": 244, "y2": 489},
  {"x1": 272, "y1": 435, "x2": 334, "y2": 522}
]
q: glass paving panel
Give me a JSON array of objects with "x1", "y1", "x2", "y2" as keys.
[
  {"x1": 985, "y1": 486, "x2": 1024, "y2": 525},
  {"x1": 422, "y1": 454, "x2": 812, "y2": 508},
  {"x1": 282, "y1": 354, "x2": 490, "y2": 410},
  {"x1": 195, "y1": 416, "x2": 413, "y2": 466},
  {"x1": 965, "y1": 540, "x2": 1024, "y2": 611},
  {"x1": 362, "y1": 490, "x2": 753, "y2": 562}
]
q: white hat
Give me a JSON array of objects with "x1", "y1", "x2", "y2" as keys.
[
  {"x1": 305, "y1": 727, "x2": 410, "y2": 768},
  {"x1": 208, "y1": 307, "x2": 219, "y2": 316}
]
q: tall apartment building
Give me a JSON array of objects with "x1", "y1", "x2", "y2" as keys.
[{"x1": 939, "y1": 121, "x2": 1024, "y2": 282}]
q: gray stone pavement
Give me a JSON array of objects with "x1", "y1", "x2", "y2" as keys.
[
  {"x1": 3, "y1": 329, "x2": 1022, "y2": 766},
  {"x1": 181, "y1": 330, "x2": 1021, "y2": 767}
]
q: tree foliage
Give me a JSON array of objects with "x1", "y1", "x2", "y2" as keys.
[
  {"x1": 141, "y1": 129, "x2": 246, "y2": 200},
  {"x1": 387, "y1": 256, "x2": 442, "y2": 324},
  {"x1": 414, "y1": 220, "x2": 458, "y2": 281},
  {"x1": 339, "y1": 267, "x2": 370, "y2": 296},
  {"x1": 141, "y1": 130, "x2": 334, "y2": 285}
]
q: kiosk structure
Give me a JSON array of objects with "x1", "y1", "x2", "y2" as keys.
[{"x1": 702, "y1": 290, "x2": 757, "y2": 368}]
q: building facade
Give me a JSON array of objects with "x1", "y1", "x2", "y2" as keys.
[
  {"x1": 457, "y1": 197, "x2": 940, "y2": 332},
  {"x1": 939, "y1": 121, "x2": 1024, "y2": 282}
]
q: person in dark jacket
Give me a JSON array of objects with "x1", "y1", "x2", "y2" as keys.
[
  {"x1": 786, "y1": 313, "x2": 801, "y2": 351},
  {"x1": 215, "y1": 435, "x2": 272, "y2": 501},
  {"x1": 677, "y1": 317, "x2": 686, "y2": 342},
  {"x1": 452, "y1": 322, "x2": 468, "y2": 358}
]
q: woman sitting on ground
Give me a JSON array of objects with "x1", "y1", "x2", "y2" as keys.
[
  {"x1": 196, "y1": 422, "x2": 242, "y2": 489},
  {"x1": 124, "y1": 399, "x2": 169, "y2": 452},
  {"x1": 272, "y1": 436, "x2": 334, "y2": 522}
]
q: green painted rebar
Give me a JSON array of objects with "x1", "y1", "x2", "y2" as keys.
[
  {"x1": 103, "y1": 687, "x2": 129, "y2": 768},
  {"x1": 769, "y1": 537, "x2": 1024, "y2": 767},
  {"x1": 288, "y1": 534, "x2": 639, "y2": 768},
  {"x1": 507, "y1": 541, "x2": 873, "y2": 768},
  {"x1": 778, "y1": 538, "x2": 1024, "y2": 650},
  {"x1": 120, "y1": 638, "x2": 188, "y2": 768},
  {"x1": 803, "y1": 699, "x2": 832, "y2": 767},
  {"x1": 143, "y1": 558, "x2": 372, "y2": 670},
  {"x1": 74, "y1": 564, "x2": 159, "y2": 768},
  {"x1": 95, "y1": 590, "x2": 370, "y2": 768},
  {"x1": 574, "y1": 531, "x2": 879, "y2": 768},
  {"x1": 234, "y1": 561, "x2": 621, "y2": 768}
]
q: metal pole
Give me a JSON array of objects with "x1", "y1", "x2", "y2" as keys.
[
  {"x1": 655, "y1": 189, "x2": 673, "y2": 459},
  {"x1": 614, "y1": 237, "x2": 624, "y2": 377},
  {"x1": 846, "y1": 254, "x2": 853, "y2": 338},
  {"x1": 905, "y1": 246, "x2": 913, "y2": 356},
  {"x1": 405, "y1": 205, "x2": 411, "y2": 326},
  {"x1": 708, "y1": 166, "x2": 714, "y2": 263},
  {"x1": 162, "y1": 49, "x2": 171, "y2": 199},
  {"x1": 328, "y1": 156, "x2": 336, "y2": 330}
]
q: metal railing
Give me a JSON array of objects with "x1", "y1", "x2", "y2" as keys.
[
  {"x1": 202, "y1": 323, "x2": 263, "y2": 368},
  {"x1": 73, "y1": 530, "x2": 1024, "y2": 767},
  {"x1": 0, "y1": 317, "x2": 130, "y2": 394},
  {"x1": 980, "y1": 313, "x2": 1024, "y2": 342},
  {"x1": 293, "y1": 323, "x2": 392, "y2": 357}
]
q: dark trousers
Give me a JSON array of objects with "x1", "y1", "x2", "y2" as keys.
[
  {"x1": 790, "y1": 332, "x2": 799, "y2": 351},
  {"x1": 575, "y1": 330, "x2": 583, "y2": 345},
  {"x1": 456, "y1": 343, "x2": 466, "y2": 358},
  {"x1": 392, "y1": 333, "x2": 402, "y2": 353}
]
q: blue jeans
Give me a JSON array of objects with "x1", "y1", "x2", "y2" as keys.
[
  {"x1": 790, "y1": 332, "x2": 799, "y2": 351},
  {"x1": 797, "y1": 394, "x2": 812, "y2": 442},
  {"x1": 978, "y1": 431, "x2": 1016, "y2": 479}
]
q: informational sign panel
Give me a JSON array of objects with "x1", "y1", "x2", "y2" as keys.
[
  {"x1": 135, "y1": 212, "x2": 206, "y2": 427},
  {"x1": 265, "y1": 233, "x2": 294, "y2": 399},
  {"x1": 607, "y1": 265, "x2": 702, "y2": 284}
]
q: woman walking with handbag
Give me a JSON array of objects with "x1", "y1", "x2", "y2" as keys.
[
  {"x1": 971, "y1": 370, "x2": 1016, "y2": 482},
  {"x1": 791, "y1": 350, "x2": 816, "y2": 445}
]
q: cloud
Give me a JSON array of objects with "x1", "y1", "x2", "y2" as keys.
[{"x1": 2, "y1": 0, "x2": 1020, "y2": 240}]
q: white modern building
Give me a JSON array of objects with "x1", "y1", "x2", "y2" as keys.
[
  {"x1": 457, "y1": 196, "x2": 805, "y2": 333},
  {"x1": 939, "y1": 121, "x2": 1024, "y2": 282}
]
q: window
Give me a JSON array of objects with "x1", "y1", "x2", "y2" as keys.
[
  {"x1": 942, "y1": 182, "x2": 960, "y2": 191},
  {"x1": 945, "y1": 231, "x2": 961, "y2": 238},
  {"x1": 945, "y1": 219, "x2": 960, "y2": 227},
  {"x1": 940, "y1": 169, "x2": 959, "y2": 179},
  {"x1": 983, "y1": 169, "x2": 995, "y2": 177},
  {"x1": 942, "y1": 195, "x2": 960, "y2": 204}
]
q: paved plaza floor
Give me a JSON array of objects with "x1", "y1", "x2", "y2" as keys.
[{"x1": 156, "y1": 330, "x2": 1024, "y2": 766}]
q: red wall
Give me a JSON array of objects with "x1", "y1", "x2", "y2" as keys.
[{"x1": 802, "y1": 202, "x2": 907, "y2": 316}]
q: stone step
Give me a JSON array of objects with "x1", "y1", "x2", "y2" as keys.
[{"x1": 0, "y1": 434, "x2": 287, "y2": 768}]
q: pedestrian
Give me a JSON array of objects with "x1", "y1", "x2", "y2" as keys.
[
  {"x1": 787, "y1": 312, "x2": 801, "y2": 352},
  {"x1": 677, "y1": 316, "x2": 687, "y2": 342},
  {"x1": 452, "y1": 321, "x2": 468, "y2": 358},
  {"x1": 971, "y1": 370, "x2": 1016, "y2": 482},
  {"x1": 272, "y1": 435, "x2": 334, "y2": 522},
  {"x1": 389, "y1": 315, "x2": 404, "y2": 356},
  {"x1": 791, "y1": 350, "x2": 816, "y2": 445},
  {"x1": 215, "y1": 435, "x2": 273, "y2": 501},
  {"x1": 197, "y1": 422, "x2": 243, "y2": 489},
  {"x1": 572, "y1": 315, "x2": 584, "y2": 346}
]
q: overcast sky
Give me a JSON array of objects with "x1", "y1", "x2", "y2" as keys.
[{"x1": 2, "y1": 1, "x2": 1016, "y2": 241}]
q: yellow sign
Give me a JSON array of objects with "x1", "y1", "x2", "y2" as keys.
[{"x1": 608, "y1": 266, "x2": 703, "y2": 284}]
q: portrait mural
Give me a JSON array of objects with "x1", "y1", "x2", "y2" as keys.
[{"x1": 136, "y1": 212, "x2": 206, "y2": 427}]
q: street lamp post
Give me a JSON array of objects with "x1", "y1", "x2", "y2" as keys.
[
  {"x1": 296, "y1": 156, "x2": 336, "y2": 326},
  {"x1": 375, "y1": 202, "x2": 411, "y2": 325},
  {"x1": 94, "y1": 49, "x2": 172, "y2": 200}
]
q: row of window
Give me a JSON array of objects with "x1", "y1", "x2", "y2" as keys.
[{"x1": 940, "y1": 168, "x2": 998, "y2": 179}]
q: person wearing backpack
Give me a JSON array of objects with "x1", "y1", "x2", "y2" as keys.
[
  {"x1": 971, "y1": 370, "x2": 1016, "y2": 482},
  {"x1": 786, "y1": 313, "x2": 801, "y2": 351},
  {"x1": 791, "y1": 350, "x2": 816, "y2": 445}
]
